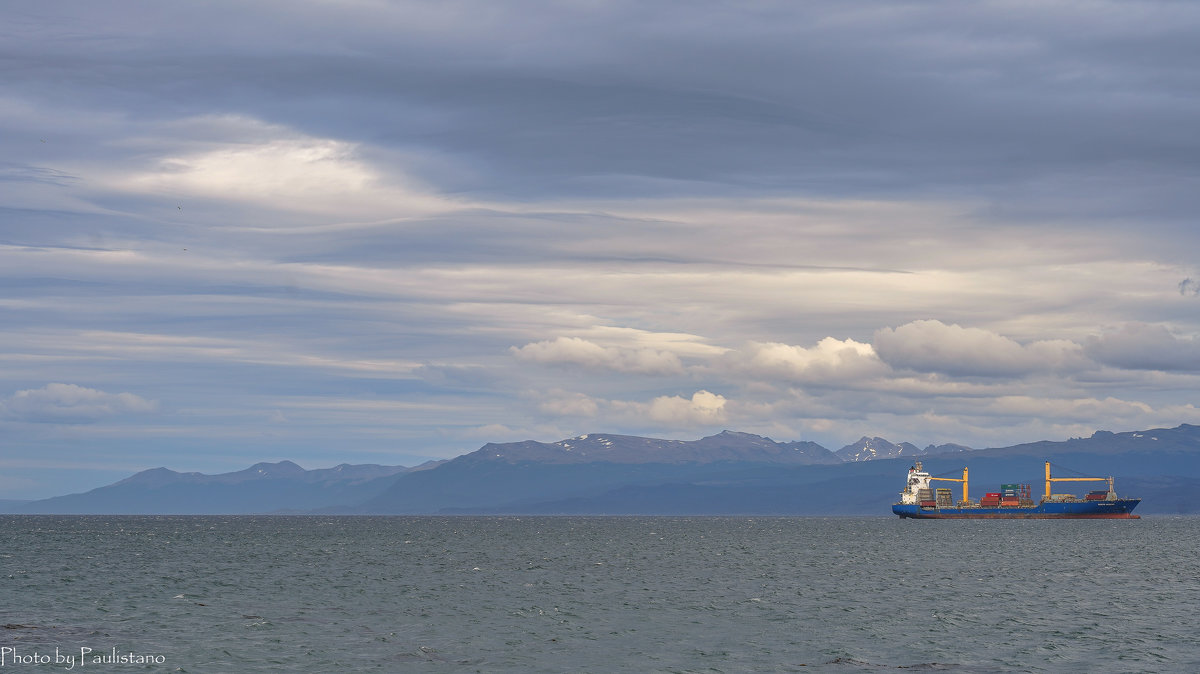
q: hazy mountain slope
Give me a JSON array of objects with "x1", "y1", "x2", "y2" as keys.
[{"x1": 18, "y1": 461, "x2": 422, "y2": 514}]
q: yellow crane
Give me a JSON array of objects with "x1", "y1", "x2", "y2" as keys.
[
  {"x1": 928, "y1": 467, "x2": 969, "y2": 505},
  {"x1": 1044, "y1": 461, "x2": 1114, "y2": 500}
]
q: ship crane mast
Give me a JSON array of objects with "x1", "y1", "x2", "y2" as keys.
[
  {"x1": 928, "y1": 466, "x2": 969, "y2": 505},
  {"x1": 1044, "y1": 461, "x2": 1115, "y2": 500}
]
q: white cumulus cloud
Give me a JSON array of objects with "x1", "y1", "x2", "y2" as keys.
[
  {"x1": 733, "y1": 337, "x2": 888, "y2": 383},
  {"x1": 645, "y1": 390, "x2": 728, "y2": 426},
  {"x1": 0, "y1": 383, "x2": 158, "y2": 423}
]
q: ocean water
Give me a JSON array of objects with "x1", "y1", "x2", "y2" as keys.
[{"x1": 1, "y1": 516, "x2": 1197, "y2": 673}]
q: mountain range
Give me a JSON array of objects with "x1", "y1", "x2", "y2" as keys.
[{"x1": 5, "y1": 424, "x2": 1200, "y2": 515}]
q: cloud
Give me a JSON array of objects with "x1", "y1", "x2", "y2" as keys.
[
  {"x1": 107, "y1": 115, "x2": 454, "y2": 220},
  {"x1": 873, "y1": 320, "x2": 1086, "y2": 377},
  {"x1": 974, "y1": 396, "x2": 1200, "y2": 434},
  {"x1": 0, "y1": 383, "x2": 157, "y2": 423},
  {"x1": 984, "y1": 395, "x2": 1154, "y2": 422},
  {"x1": 644, "y1": 390, "x2": 728, "y2": 426},
  {"x1": 511, "y1": 336, "x2": 685, "y2": 375},
  {"x1": 1085, "y1": 323, "x2": 1200, "y2": 372},
  {"x1": 413, "y1": 363, "x2": 500, "y2": 390},
  {"x1": 731, "y1": 337, "x2": 888, "y2": 383},
  {"x1": 537, "y1": 390, "x2": 600, "y2": 418}
]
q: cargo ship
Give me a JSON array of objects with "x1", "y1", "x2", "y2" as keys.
[{"x1": 892, "y1": 461, "x2": 1140, "y2": 519}]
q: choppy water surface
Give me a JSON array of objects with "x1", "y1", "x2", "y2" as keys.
[{"x1": 2, "y1": 516, "x2": 1197, "y2": 672}]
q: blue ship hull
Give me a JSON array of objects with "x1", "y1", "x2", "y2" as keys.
[{"x1": 893, "y1": 499, "x2": 1140, "y2": 519}]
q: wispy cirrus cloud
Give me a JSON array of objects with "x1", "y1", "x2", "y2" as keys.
[{"x1": 511, "y1": 336, "x2": 685, "y2": 375}]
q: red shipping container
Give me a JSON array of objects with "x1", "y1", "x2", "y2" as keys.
[
  {"x1": 920, "y1": 500, "x2": 937, "y2": 507},
  {"x1": 985, "y1": 492, "x2": 1001, "y2": 497}
]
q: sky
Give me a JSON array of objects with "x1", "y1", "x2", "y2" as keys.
[{"x1": 3, "y1": 1, "x2": 1200, "y2": 499}]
